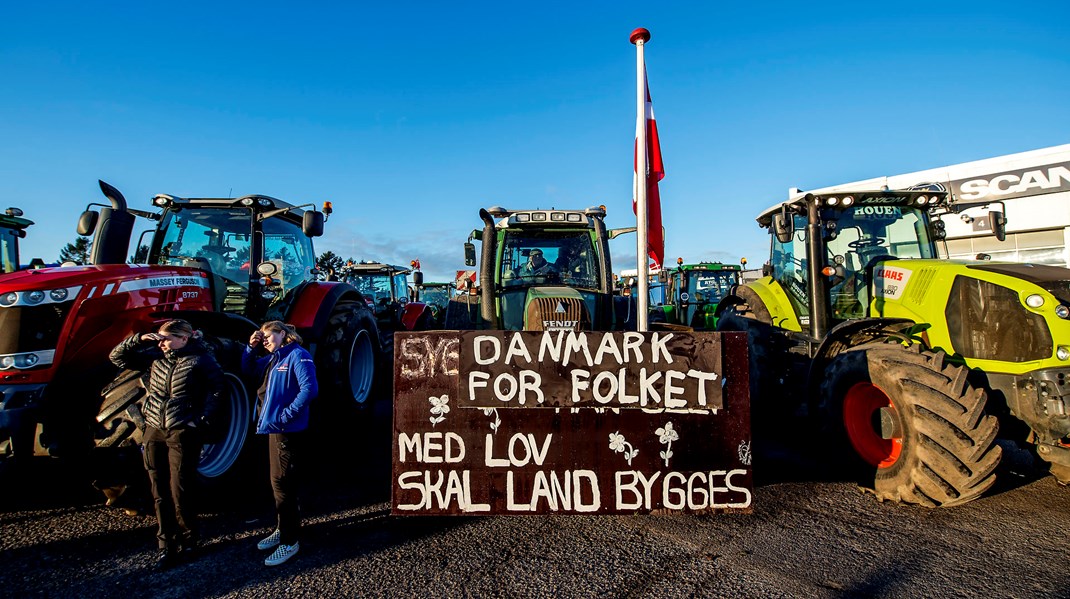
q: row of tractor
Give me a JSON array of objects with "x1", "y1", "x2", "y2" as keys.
[{"x1": 1, "y1": 181, "x2": 1068, "y2": 509}]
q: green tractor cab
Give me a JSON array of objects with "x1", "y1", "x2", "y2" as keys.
[
  {"x1": 656, "y1": 259, "x2": 742, "y2": 330},
  {"x1": 447, "y1": 206, "x2": 627, "y2": 331},
  {"x1": 717, "y1": 187, "x2": 1070, "y2": 506},
  {"x1": 0, "y1": 208, "x2": 33, "y2": 273}
]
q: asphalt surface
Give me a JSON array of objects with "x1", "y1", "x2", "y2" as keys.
[{"x1": 2, "y1": 398, "x2": 1069, "y2": 599}]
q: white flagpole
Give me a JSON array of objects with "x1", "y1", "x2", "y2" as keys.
[{"x1": 631, "y1": 27, "x2": 650, "y2": 332}]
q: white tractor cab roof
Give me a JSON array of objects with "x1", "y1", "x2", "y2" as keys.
[
  {"x1": 485, "y1": 206, "x2": 606, "y2": 229},
  {"x1": 755, "y1": 188, "x2": 951, "y2": 228}
]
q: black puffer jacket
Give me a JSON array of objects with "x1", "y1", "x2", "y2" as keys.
[{"x1": 109, "y1": 334, "x2": 224, "y2": 431}]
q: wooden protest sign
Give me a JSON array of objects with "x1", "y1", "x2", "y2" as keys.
[{"x1": 392, "y1": 331, "x2": 751, "y2": 515}]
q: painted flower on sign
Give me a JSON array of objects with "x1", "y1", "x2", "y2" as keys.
[
  {"x1": 656, "y1": 422, "x2": 679, "y2": 467},
  {"x1": 429, "y1": 394, "x2": 450, "y2": 427},
  {"x1": 482, "y1": 407, "x2": 501, "y2": 433},
  {"x1": 609, "y1": 431, "x2": 638, "y2": 465}
]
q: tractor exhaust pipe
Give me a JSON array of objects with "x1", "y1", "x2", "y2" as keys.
[
  {"x1": 478, "y1": 208, "x2": 498, "y2": 328},
  {"x1": 80, "y1": 180, "x2": 135, "y2": 265}
]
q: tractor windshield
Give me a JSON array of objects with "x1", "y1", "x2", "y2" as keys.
[
  {"x1": 154, "y1": 208, "x2": 253, "y2": 287},
  {"x1": 500, "y1": 231, "x2": 598, "y2": 289},
  {"x1": 420, "y1": 285, "x2": 451, "y2": 308},
  {"x1": 685, "y1": 270, "x2": 737, "y2": 305},
  {"x1": 346, "y1": 272, "x2": 407, "y2": 307}
]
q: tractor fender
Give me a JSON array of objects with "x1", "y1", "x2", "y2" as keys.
[
  {"x1": 716, "y1": 285, "x2": 773, "y2": 324},
  {"x1": 286, "y1": 281, "x2": 365, "y2": 342},
  {"x1": 805, "y1": 316, "x2": 918, "y2": 403},
  {"x1": 717, "y1": 280, "x2": 800, "y2": 331},
  {"x1": 400, "y1": 301, "x2": 432, "y2": 330},
  {"x1": 157, "y1": 310, "x2": 258, "y2": 342}
]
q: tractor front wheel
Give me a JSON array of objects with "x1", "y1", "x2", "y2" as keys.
[{"x1": 820, "y1": 344, "x2": 1001, "y2": 507}]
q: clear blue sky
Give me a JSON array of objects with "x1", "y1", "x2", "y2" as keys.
[{"x1": 3, "y1": 1, "x2": 1067, "y2": 282}]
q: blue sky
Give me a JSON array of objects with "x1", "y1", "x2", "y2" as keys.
[{"x1": 2, "y1": 1, "x2": 1067, "y2": 282}]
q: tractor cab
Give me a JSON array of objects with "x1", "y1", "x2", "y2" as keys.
[
  {"x1": 456, "y1": 206, "x2": 619, "y2": 331},
  {"x1": 145, "y1": 194, "x2": 323, "y2": 321},
  {"x1": 339, "y1": 261, "x2": 416, "y2": 329},
  {"x1": 662, "y1": 260, "x2": 742, "y2": 330},
  {"x1": 753, "y1": 190, "x2": 954, "y2": 339},
  {"x1": 0, "y1": 208, "x2": 33, "y2": 274}
]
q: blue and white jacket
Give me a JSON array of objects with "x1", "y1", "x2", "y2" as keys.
[{"x1": 242, "y1": 342, "x2": 319, "y2": 434}]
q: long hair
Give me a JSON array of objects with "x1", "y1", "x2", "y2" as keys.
[{"x1": 261, "y1": 321, "x2": 303, "y2": 346}]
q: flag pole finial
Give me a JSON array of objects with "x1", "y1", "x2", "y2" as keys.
[{"x1": 629, "y1": 28, "x2": 650, "y2": 45}]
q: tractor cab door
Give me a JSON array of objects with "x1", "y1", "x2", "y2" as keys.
[
  {"x1": 153, "y1": 208, "x2": 253, "y2": 313},
  {"x1": 1, "y1": 225, "x2": 19, "y2": 273},
  {"x1": 769, "y1": 214, "x2": 811, "y2": 325}
]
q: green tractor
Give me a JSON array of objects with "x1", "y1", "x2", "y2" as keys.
[
  {"x1": 448, "y1": 206, "x2": 629, "y2": 331},
  {"x1": 717, "y1": 188, "x2": 1070, "y2": 507},
  {"x1": 1, "y1": 208, "x2": 33, "y2": 273},
  {"x1": 654, "y1": 259, "x2": 742, "y2": 330}
]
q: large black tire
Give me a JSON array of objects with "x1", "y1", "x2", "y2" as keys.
[
  {"x1": 320, "y1": 301, "x2": 379, "y2": 407},
  {"x1": 819, "y1": 343, "x2": 1001, "y2": 507}
]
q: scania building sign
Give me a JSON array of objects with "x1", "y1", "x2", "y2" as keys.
[
  {"x1": 953, "y1": 161, "x2": 1070, "y2": 202},
  {"x1": 391, "y1": 331, "x2": 752, "y2": 515}
]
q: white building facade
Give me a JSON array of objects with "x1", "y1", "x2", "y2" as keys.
[{"x1": 810, "y1": 144, "x2": 1070, "y2": 267}]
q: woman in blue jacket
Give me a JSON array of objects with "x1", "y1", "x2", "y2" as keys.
[{"x1": 242, "y1": 320, "x2": 318, "y2": 567}]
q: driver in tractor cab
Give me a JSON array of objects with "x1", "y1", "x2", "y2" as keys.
[
  {"x1": 556, "y1": 244, "x2": 589, "y2": 280},
  {"x1": 518, "y1": 248, "x2": 556, "y2": 278}
]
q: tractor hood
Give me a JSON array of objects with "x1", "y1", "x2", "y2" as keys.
[
  {"x1": 0, "y1": 264, "x2": 209, "y2": 293},
  {"x1": 966, "y1": 262, "x2": 1070, "y2": 286},
  {"x1": 523, "y1": 286, "x2": 591, "y2": 331}
]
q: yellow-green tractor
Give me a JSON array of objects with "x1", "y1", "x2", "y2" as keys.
[{"x1": 717, "y1": 188, "x2": 1070, "y2": 506}]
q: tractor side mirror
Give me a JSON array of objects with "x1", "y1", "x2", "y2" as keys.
[
  {"x1": 464, "y1": 242, "x2": 476, "y2": 267},
  {"x1": 412, "y1": 270, "x2": 424, "y2": 286},
  {"x1": 657, "y1": 270, "x2": 668, "y2": 283},
  {"x1": 302, "y1": 211, "x2": 325, "y2": 237},
  {"x1": 77, "y1": 210, "x2": 99, "y2": 236},
  {"x1": 988, "y1": 210, "x2": 1006, "y2": 242},
  {"x1": 773, "y1": 209, "x2": 793, "y2": 244}
]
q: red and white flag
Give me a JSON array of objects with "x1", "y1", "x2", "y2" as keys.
[{"x1": 633, "y1": 67, "x2": 665, "y2": 269}]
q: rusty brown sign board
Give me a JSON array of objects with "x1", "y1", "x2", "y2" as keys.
[{"x1": 392, "y1": 331, "x2": 752, "y2": 515}]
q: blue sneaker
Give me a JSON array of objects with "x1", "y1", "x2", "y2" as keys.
[{"x1": 264, "y1": 542, "x2": 299, "y2": 566}]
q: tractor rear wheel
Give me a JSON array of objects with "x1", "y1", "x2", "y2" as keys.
[
  {"x1": 320, "y1": 301, "x2": 379, "y2": 406},
  {"x1": 95, "y1": 369, "x2": 254, "y2": 482},
  {"x1": 820, "y1": 343, "x2": 1001, "y2": 507}
]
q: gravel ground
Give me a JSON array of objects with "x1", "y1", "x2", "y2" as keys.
[{"x1": 2, "y1": 403, "x2": 1069, "y2": 598}]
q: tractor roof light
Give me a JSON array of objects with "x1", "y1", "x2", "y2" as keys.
[
  {"x1": 842, "y1": 196, "x2": 855, "y2": 206},
  {"x1": 531, "y1": 212, "x2": 547, "y2": 221},
  {"x1": 153, "y1": 195, "x2": 172, "y2": 207},
  {"x1": 566, "y1": 213, "x2": 582, "y2": 222},
  {"x1": 516, "y1": 213, "x2": 530, "y2": 222},
  {"x1": 257, "y1": 198, "x2": 273, "y2": 207},
  {"x1": 1025, "y1": 294, "x2": 1045, "y2": 309},
  {"x1": 826, "y1": 197, "x2": 839, "y2": 206},
  {"x1": 1056, "y1": 305, "x2": 1070, "y2": 320},
  {"x1": 928, "y1": 196, "x2": 940, "y2": 205},
  {"x1": 551, "y1": 212, "x2": 565, "y2": 222},
  {"x1": 1058, "y1": 346, "x2": 1070, "y2": 361},
  {"x1": 915, "y1": 196, "x2": 928, "y2": 206}
]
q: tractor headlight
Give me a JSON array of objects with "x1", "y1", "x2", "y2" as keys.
[
  {"x1": 1057, "y1": 346, "x2": 1070, "y2": 361},
  {"x1": 49, "y1": 288, "x2": 69, "y2": 302},
  {"x1": 0, "y1": 356, "x2": 13, "y2": 369},
  {"x1": 25, "y1": 291, "x2": 45, "y2": 305},
  {"x1": 1056, "y1": 305, "x2": 1070, "y2": 320},
  {"x1": 1025, "y1": 294, "x2": 1045, "y2": 308},
  {"x1": 0, "y1": 292, "x2": 17, "y2": 306}
]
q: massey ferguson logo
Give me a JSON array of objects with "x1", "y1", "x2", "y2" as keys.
[{"x1": 955, "y1": 162, "x2": 1070, "y2": 201}]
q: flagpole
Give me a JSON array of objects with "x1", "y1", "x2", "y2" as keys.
[{"x1": 631, "y1": 27, "x2": 650, "y2": 333}]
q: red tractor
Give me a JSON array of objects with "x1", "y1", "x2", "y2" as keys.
[{"x1": 0, "y1": 181, "x2": 384, "y2": 481}]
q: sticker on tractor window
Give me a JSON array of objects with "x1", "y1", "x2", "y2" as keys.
[{"x1": 873, "y1": 265, "x2": 911, "y2": 300}]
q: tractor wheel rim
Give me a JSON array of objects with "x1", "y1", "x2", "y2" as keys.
[
  {"x1": 199, "y1": 373, "x2": 249, "y2": 478},
  {"x1": 842, "y1": 381, "x2": 902, "y2": 469},
  {"x1": 348, "y1": 329, "x2": 374, "y2": 404}
]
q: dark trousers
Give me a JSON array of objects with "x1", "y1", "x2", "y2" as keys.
[
  {"x1": 269, "y1": 432, "x2": 303, "y2": 545},
  {"x1": 143, "y1": 426, "x2": 201, "y2": 549}
]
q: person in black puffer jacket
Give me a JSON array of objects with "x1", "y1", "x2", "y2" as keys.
[{"x1": 109, "y1": 319, "x2": 223, "y2": 569}]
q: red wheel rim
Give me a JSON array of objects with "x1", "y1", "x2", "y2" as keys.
[{"x1": 843, "y1": 382, "x2": 902, "y2": 468}]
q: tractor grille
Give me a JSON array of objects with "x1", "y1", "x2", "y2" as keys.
[
  {"x1": 946, "y1": 275, "x2": 1052, "y2": 362},
  {"x1": 526, "y1": 297, "x2": 589, "y2": 332}
]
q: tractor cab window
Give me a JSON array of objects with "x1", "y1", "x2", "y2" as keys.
[
  {"x1": 770, "y1": 214, "x2": 810, "y2": 321},
  {"x1": 824, "y1": 205, "x2": 936, "y2": 320},
  {"x1": 686, "y1": 270, "x2": 737, "y2": 305},
  {"x1": 1, "y1": 228, "x2": 18, "y2": 273},
  {"x1": 500, "y1": 231, "x2": 597, "y2": 288},
  {"x1": 154, "y1": 208, "x2": 252, "y2": 286},
  {"x1": 262, "y1": 218, "x2": 317, "y2": 296}
]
